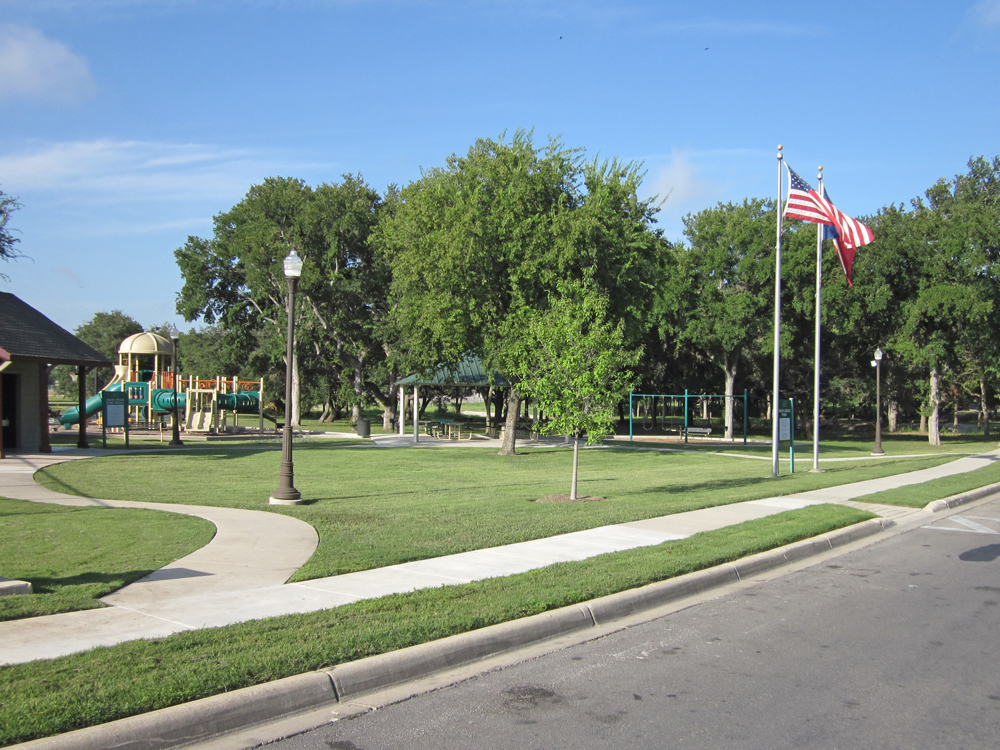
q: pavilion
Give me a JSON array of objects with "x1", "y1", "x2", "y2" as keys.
[
  {"x1": 394, "y1": 355, "x2": 509, "y2": 442},
  {"x1": 0, "y1": 293, "x2": 111, "y2": 457}
]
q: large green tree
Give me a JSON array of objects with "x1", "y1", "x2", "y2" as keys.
[
  {"x1": 52, "y1": 311, "x2": 143, "y2": 397},
  {"x1": 175, "y1": 175, "x2": 389, "y2": 426},
  {"x1": 677, "y1": 199, "x2": 777, "y2": 439},
  {"x1": 380, "y1": 131, "x2": 664, "y2": 454}
]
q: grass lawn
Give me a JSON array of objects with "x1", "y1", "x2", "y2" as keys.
[
  {"x1": 852, "y1": 455, "x2": 1000, "y2": 507},
  {"x1": 0, "y1": 503, "x2": 872, "y2": 746},
  {"x1": 0, "y1": 498, "x2": 215, "y2": 622},
  {"x1": 36, "y1": 442, "x2": 961, "y2": 581}
]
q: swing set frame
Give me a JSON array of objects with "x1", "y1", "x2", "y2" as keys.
[{"x1": 628, "y1": 390, "x2": 749, "y2": 444}]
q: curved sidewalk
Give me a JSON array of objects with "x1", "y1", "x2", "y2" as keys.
[{"x1": 1, "y1": 447, "x2": 998, "y2": 665}]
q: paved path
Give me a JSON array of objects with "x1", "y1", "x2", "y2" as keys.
[{"x1": 1, "y1": 445, "x2": 997, "y2": 665}]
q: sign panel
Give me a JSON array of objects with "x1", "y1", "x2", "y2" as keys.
[
  {"x1": 778, "y1": 399, "x2": 793, "y2": 442},
  {"x1": 103, "y1": 391, "x2": 128, "y2": 428}
]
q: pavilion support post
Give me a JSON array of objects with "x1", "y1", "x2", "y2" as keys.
[
  {"x1": 77, "y1": 366, "x2": 89, "y2": 449},
  {"x1": 39, "y1": 364, "x2": 51, "y2": 453},
  {"x1": 413, "y1": 383, "x2": 419, "y2": 443},
  {"x1": 399, "y1": 385, "x2": 405, "y2": 435}
]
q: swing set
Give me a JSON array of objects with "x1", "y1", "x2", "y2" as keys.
[{"x1": 628, "y1": 390, "x2": 748, "y2": 444}]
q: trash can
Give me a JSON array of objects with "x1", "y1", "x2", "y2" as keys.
[{"x1": 356, "y1": 417, "x2": 370, "y2": 438}]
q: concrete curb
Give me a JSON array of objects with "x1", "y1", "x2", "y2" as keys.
[
  {"x1": 11, "y1": 517, "x2": 892, "y2": 750},
  {"x1": 0, "y1": 577, "x2": 32, "y2": 596},
  {"x1": 924, "y1": 481, "x2": 1000, "y2": 513}
]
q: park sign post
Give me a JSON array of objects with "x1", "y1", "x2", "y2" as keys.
[
  {"x1": 778, "y1": 398, "x2": 795, "y2": 474},
  {"x1": 102, "y1": 389, "x2": 129, "y2": 448}
]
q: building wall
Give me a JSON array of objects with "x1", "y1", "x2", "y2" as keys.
[{"x1": 5, "y1": 362, "x2": 42, "y2": 452}]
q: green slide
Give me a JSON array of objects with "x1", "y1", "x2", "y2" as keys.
[{"x1": 58, "y1": 382, "x2": 123, "y2": 429}]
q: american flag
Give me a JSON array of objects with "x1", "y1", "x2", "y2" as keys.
[{"x1": 783, "y1": 165, "x2": 873, "y2": 286}]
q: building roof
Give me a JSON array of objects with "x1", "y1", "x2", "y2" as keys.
[
  {"x1": 0, "y1": 293, "x2": 113, "y2": 367},
  {"x1": 395, "y1": 354, "x2": 510, "y2": 387}
]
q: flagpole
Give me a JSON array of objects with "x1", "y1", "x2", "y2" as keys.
[
  {"x1": 812, "y1": 167, "x2": 824, "y2": 473},
  {"x1": 771, "y1": 145, "x2": 783, "y2": 478}
]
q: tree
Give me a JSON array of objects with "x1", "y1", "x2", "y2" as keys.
[
  {"x1": 677, "y1": 199, "x2": 777, "y2": 439},
  {"x1": 504, "y1": 280, "x2": 639, "y2": 498},
  {"x1": 52, "y1": 311, "x2": 143, "y2": 397},
  {"x1": 176, "y1": 176, "x2": 389, "y2": 427},
  {"x1": 894, "y1": 158, "x2": 999, "y2": 445},
  {"x1": 380, "y1": 131, "x2": 663, "y2": 455},
  {"x1": 1, "y1": 188, "x2": 22, "y2": 280}
]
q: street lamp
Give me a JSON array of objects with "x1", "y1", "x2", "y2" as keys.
[
  {"x1": 871, "y1": 347, "x2": 885, "y2": 456},
  {"x1": 269, "y1": 249, "x2": 304, "y2": 505},
  {"x1": 168, "y1": 325, "x2": 184, "y2": 446}
]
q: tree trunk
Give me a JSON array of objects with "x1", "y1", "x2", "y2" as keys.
[
  {"x1": 953, "y1": 391, "x2": 959, "y2": 432},
  {"x1": 485, "y1": 386, "x2": 494, "y2": 430},
  {"x1": 382, "y1": 404, "x2": 393, "y2": 431},
  {"x1": 919, "y1": 412, "x2": 927, "y2": 434},
  {"x1": 982, "y1": 378, "x2": 990, "y2": 437},
  {"x1": 499, "y1": 388, "x2": 520, "y2": 455},
  {"x1": 723, "y1": 357, "x2": 738, "y2": 440},
  {"x1": 570, "y1": 435, "x2": 580, "y2": 500},
  {"x1": 351, "y1": 362, "x2": 364, "y2": 427},
  {"x1": 888, "y1": 400, "x2": 899, "y2": 433},
  {"x1": 928, "y1": 366, "x2": 941, "y2": 446}
]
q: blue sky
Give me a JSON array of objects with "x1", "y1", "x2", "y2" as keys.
[{"x1": 1, "y1": 0, "x2": 998, "y2": 332}]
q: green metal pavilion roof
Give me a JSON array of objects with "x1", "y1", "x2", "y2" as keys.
[{"x1": 395, "y1": 355, "x2": 509, "y2": 388}]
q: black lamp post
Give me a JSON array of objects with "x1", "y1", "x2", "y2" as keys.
[
  {"x1": 169, "y1": 326, "x2": 184, "y2": 446},
  {"x1": 872, "y1": 347, "x2": 885, "y2": 456},
  {"x1": 269, "y1": 250, "x2": 304, "y2": 505}
]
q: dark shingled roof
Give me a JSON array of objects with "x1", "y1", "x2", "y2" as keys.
[
  {"x1": 395, "y1": 354, "x2": 509, "y2": 387},
  {"x1": 0, "y1": 293, "x2": 113, "y2": 367}
]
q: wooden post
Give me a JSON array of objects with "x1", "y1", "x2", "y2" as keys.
[
  {"x1": 399, "y1": 385, "x2": 405, "y2": 435},
  {"x1": 77, "y1": 366, "x2": 89, "y2": 449},
  {"x1": 39, "y1": 364, "x2": 51, "y2": 453}
]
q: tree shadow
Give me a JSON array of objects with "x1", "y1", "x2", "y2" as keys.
[{"x1": 959, "y1": 544, "x2": 1000, "y2": 562}]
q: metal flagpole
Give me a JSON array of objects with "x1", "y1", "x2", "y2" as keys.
[
  {"x1": 812, "y1": 167, "x2": 825, "y2": 472},
  {"x1": 771, "y1": 145, "x2": 784, "y2": 478}
]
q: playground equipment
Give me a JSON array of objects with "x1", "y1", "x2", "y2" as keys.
[
  {"x1": 628, "y1": 390, "x2": 749, "y2": 444},
  {"x1": 59, "y1": 332, "x2": 267, "y2": 435}
]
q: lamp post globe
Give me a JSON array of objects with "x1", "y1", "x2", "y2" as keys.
[
  {"x1": 872, "y1": 347, "x2": 885, "y2": 456},
  {"x1": 269, "y1": 250, "x2": 304, "y2": 505}
]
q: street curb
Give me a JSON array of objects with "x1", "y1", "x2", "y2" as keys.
[
  {"x1": 924, "y1": 481, "x2": 1000, "y2": 513},
  {"x1": 11, "y1": 517, "x2": 892, "y2": 750}
]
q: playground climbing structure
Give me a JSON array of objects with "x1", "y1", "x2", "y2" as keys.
[{"x1": 59, "y1": 332, "x2": 267, "y2": 435}]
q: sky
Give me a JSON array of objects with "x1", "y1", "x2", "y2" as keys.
[{"x1": 1, "y1": 0, "x2": 999, "y2": 332}]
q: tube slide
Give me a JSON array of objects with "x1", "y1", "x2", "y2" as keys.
[{"x1": 58, "y1": 382, "x2": 123, "y2": 428}]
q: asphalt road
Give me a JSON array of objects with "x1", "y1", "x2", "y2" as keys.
[{"x1": 274, "y1": 497, "x2": 1000, "y2": 750}]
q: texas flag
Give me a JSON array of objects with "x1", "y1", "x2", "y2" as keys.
[{"x1": 784, "y1": 166, "x2": 873, "y2": 286}]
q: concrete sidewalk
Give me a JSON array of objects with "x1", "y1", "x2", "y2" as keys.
[{"x1": 1, "y1": 446, "x2": 997, "y2": 666}]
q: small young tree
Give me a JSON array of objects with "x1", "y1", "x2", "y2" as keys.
[{"x1": 504, "y1": 281, "x2": 640, "y2": 499}]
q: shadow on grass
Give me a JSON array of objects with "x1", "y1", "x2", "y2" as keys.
[{"x1": 26, "y1": 570, "x2": 157, "y2": 594}]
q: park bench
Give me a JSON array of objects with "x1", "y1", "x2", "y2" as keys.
[{"x1": 685, "y1": 427, "x2": 712, "y2": 437}]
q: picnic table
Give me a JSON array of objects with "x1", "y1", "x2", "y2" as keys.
[{"x1": 431, "y1": 418, "x2": 472, "y2": 440}]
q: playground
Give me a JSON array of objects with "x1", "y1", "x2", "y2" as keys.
[{"x1": 56, "y1": 331, "x2": 272, "y2": 440}]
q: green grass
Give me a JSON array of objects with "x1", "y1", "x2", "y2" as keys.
[
  {"x1": 36, "y1": 443, "x2": 957, "y2": 582},
  {"x1": 0, "y1": 498, "x2": 216, "y2": 622},
  {"x1": 852, "y1": 455, "x2": 1000, "y2": 507},
  {"x1": 0, "y1": 503, "x2": 872, "y2": 746}
]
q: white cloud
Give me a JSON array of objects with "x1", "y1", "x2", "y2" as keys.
[
  {"x1": 0, "y1": 24, "x2": 95, "y2": 102},
  {"x1": 650, "y1": 150, "x2": 726, "y2": 216},
  {"x1": 971, "y1": 0, "x2": 1000, "y2": 26},
  {"x1": 0, "y1": 140, "x2": 283, "y2": 202}
]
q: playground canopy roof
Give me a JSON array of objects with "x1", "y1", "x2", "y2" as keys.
[
  {"x1": 0, "y1": 293, "x2": 112, "y2": 367},
  {"x1": 395, "y1": 355, "x2": 510, "y2": 388}
]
